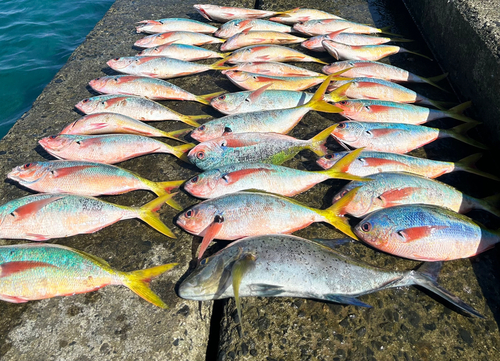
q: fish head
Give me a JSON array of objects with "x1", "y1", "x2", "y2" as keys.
[
  {"x1": 184, "y1": 169, "x2": 227, "y2": 198},
  {"x1": 323, "y1": 60, "x2": 355, "y2": 75},
  {"x1": 187, "y1": 139, "x2": 226, "y2": 170},
  {"x1": 210, "y1": 93, "x2": 244, "y2": 114},
  {"x1": 191, "y1": 123, "x2": 226, "y2": 142},
  {"x1": 88, "y1": 77, "x2": 109, "y2": 92},
  {"x1": 176, "y1": 202, "x2": 219, "y2": 236},
  {"x1": 107, "y1": 57, "x2": 134, "y2": 70},
  {"x1": 133, "y1": 33, "x2": 163, "y2": 48},
  {"x1": 7, "y1": 162, "x2": 51, "y2": 185},
  {"x1": 135, "y1": 20, "x2": 161, "y2": 34},
  {"x1": 316, "y1": 152, "x2": 345, "y2": 169},
  {"x1": 333, "y1": 99, "x2": 364, "y2": 115},
  {"x1": 38, "y1": 135, "x2": 78, "y2": 157},
  {"x1": 75, "y1": 97, "x2": 100, "y2": 113},
  {"x1": 331, "y1": 121, "x2": 366, "y2": 143},
  {"x1": 293, "y1": 22, "x2": 311, "y2": 35},
  {"x1": 193, "y1": 4, "x2": 215, "y2": 21},
  {"x1": 301, "y1": 36, "x2": 323, "y2": 51},
  {"x1": 214, "y1": 19, "x2": 244, "y2": 38},
  {"x1": 354, "y1": 212, "x2": 396, "y2": 249}
]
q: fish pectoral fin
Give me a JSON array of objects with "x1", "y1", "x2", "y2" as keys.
[
  {"x1": 231, "y1": 253, "x2": 257, "y2": 327},
  {"x1": 198, "y1": 215, "x2": 224, "y2": 260},
  {"x1": 249, "y1": 283, "x2": 284, "y2": 297},
  {"x1": 0, "y1": 261, "x2": 57, "y2": 278},
  {"x1": 11, "y1": 196, "x2": 65, "y2": 221},
  {"x1": 324, "y1": 294, "x2": 372, "y2": 308}
]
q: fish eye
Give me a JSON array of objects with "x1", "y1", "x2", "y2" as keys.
[
  {"x1": 49, "y1": 135, "x2": 58, "y2": 139},
  {"x1": 198, "y1": 125, "x2": 206, "y2": 131},
  {"x1": 339, "y1": 189, "x2": 349, "y2": 197},
  {"x1": 339, "y1": 101, "x2": 348, "y2": 105},
  {"x1": 200, "y1": 258, "x2": 208, "y2": 265},
  {"x1": 337, "y1": 123, "x2": 346, "y2": 129},
  {"x1": 224, "y1": 127, "x2": 232, "y2": 133},
  {"x1": 190, "y1": 176, "x2": 199, "y2": 183},
  {"x1": 325, "y1": 154, "x2": 333, "y2": 159},
  {"x1": 83, "y1": 99, "x2": 90, "y2": 103},
  {"x1": 185, "y1": 209, "x2": 193, "y2": 218},
  {"x1": 197, "y1": 151, "x2": 205, "y2": 160},
  {"x1": 113, "y1": 57, "x2": 119, "y2": 61},
  {"x1": 360, "y1": 222, "x2": 372, "y2": 232},
  {"x1": 218, "y1": 95, "x2": 226, "y2": 100},
  {"x1": 23, "y1": 163, "x2": 33, "y2": 169}
]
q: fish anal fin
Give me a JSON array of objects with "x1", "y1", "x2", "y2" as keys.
[{"x1": 324, "y1": 294, "x2": 372, "y2": 308}]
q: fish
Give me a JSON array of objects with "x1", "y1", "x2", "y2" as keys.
[
  {"x1": 333, "y1": 99, "x2": 478, "y2": 125},
  {"x1": 226, "y1": 61, "x2": 321, "y2": 77},
  {"x1": 0, "y1": 243, "x2": 177, "y2": 307},
  {"x1": 269, "y1": 8, "x2": 344, "y2": 24},
  {"x1": 0, "y1": 192, "x2": 177, "y2": 240},
  {"x1": 190, "y1": 76, "x2": 346, "y2": 141},
  {"x1": 107, "y1": 56, "x2": 229, "y2": 79},
  {"x1": 134, "y1": 31, "x2": 224, "y2": 48},
  {"x1": 220, "y1": 30, "x2": 307, "y2": 51},
  {"x1": 135, "y1": 18, "x2": 218, "y2": 34},
  {"x1": 193, "y1": 4, "x2": 281, "y2": 22},
  {"x1": 176, "y1": 189, "x2": 359, "y2": 259},
  {"x1": 7, "y1": 160, "x2": 184, "y2": 208},
  {"x1": 327, "y1": 78, "x2": 451, "y2": 109},
  {"x1": 59, "y1": 113, "x2": 191, "y2": 142},
  {"x1": 302, "y1": 30, "x2": 395, "y2": 52},
  {"x1": 178, "y1": 234, "x2": 483, "y2": 319},
  {"x1": 294, "y1": 19, "x2": 393, "y2": 36},
  {"x1": 187, "y1": 124, "x2": 337, "y2": 170},
  {"x1": 220, "y1": 45, "x2": 328, "y2": 64},
  {"x1": 215, "y1": 19, "x2": 292, "y2": 38},
  {"x1": 89, "y1": 75, "x2": 225, "y2": 104},
  {"x1": 322, "y1": 39, "x2": 431, "y2": 62},
  {"x1": 137, "y1": 43, "x2": 229, "y2": 61},
  {"x1": 331, "y1": 171, "x2": 500, "y2": 217},
  {"x1": 183, "y1": 148, "x2": 366, "y2": 199},
  {"x1": 75, "y1": 95, "x2": 210, "y2": 127},
  {"x1": 38, "y1": 134, "x2": 194, "y2": 164},
  {"x1": 323, "y1": 60, "x2": 448, "y2": 90},
  {"x1": 330, "y1": 121, "x2": 486, "y2": 154},
  {"x1": 354, "y1": 204, "x2": 500, "y2": 262},
  {"x1": 316, "y1": 150, "x2": 499, "y2": 181}
]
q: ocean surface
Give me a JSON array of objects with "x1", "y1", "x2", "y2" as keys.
[{"x1": 0, "y1": 0, "x2": 115, "y2": 139}]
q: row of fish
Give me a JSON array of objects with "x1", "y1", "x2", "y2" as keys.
[{"x1": 0, "y1": 4, "x2": 494, "y2": 321}]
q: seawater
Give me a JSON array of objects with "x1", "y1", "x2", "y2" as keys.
[{"x1": 0, "y1": 0, "x2": 115, "y2": 139}]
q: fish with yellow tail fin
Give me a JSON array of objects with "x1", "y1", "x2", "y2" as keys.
[
  {"x1": 293, "y1": 19, "x2": 401, "y2": 37},
  {"x1": 178, "y1": 235, "x2": 483, "y2": 319},
  {"x1": 176, "y1": 188, "x2": 360, "y2": 259},
  {"x1": 193, "y1": 4, "x2": 283, "y2": 22},
  {"x1": 190, "y1": 75, "x2": 346, "y2": 141},
  {"x1": 134, "y1": 31, "x2": 224, "y2": 48},
  {"x1": 218, "y1": 45, "x2": 328, "y2": 65},
  {"x1": 269, "y1": 8, "x2": 344, "y2": 24},
  {"x1": 0, "y1": 192, "x2": 177, "y2": 240},
  {"x1": 0, "y1": 243, "x2": 176, "y2": 307},
  {"x1": 137, "y1": 43, "x2": 229, "y2": 62}
]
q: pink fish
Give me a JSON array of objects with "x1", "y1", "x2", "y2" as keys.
[
  {"x1": 135, "y1": 18, "x2": 217, "y2": 34},
  {"x1": 269, "y1": 8, "x2": 344, "y2": 24},
  {"x1": 220, "y1": 30, "x2": 307, "y2": 51},
  {"x1": 193, "y1": 4, "x2": 281, "y2": 22},
  {"x1": 134, "y1": 31, "x2": 224, "y2": 48}
]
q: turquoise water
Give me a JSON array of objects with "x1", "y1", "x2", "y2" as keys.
[{"x1": 0, "y1": 0, "x2": 115, "y2": 139}]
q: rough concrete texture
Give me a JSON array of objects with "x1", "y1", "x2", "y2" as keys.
[
  {"x1": 0, "y1": 0, "x2": 253, "y2": 360},
  {"x1": 214, "y1": 0, "x2": 500, "y2": 360},
  {"x1": 402, "y1": 0, "x2": 500, "y2": 151}
]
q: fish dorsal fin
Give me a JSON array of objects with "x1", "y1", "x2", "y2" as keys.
[
  {"x1": 231, "y1": 252, "x2": 257, "y2": 332},
  {"x1": 71, "y1": 248, "x2": 111, "y2": 267}
]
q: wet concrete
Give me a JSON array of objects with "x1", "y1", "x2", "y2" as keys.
[{"x1": 0, "y1": 0, "x2": 499, "y2": 360}]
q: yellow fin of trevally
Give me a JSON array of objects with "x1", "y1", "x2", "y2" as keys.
[
  {"x1": 308, "y1": 123, "x2": 339, "y2": 156},
  {"x1": 195, "y1": 90, "x2": 227, "y2": 105},
  {"x1": 231, "y1": 253, "x2": 257, "y2": 333},
  {"x1": 320, "y1": 187, "x2": 361, "y2": 240},
  {"x1": 320, "y1": 147, "x2": 371, "y2": 182},
  {"x1": 138, "y1": 193, "x2": 178, "y2": 238},
  {"x1": 122, "y1": 263, "x2": 178, "y2": 308},
  {"x1": 303, "y1": 74, "x2": 343, "y2": 114}
]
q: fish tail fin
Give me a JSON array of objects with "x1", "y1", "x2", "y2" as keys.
[
  {"x1": 324, "y1": 82, "x2": 352, "y2": 102},
  {"x1": 195, "y1": 91, "x2": 227, "y2": 105},
  {"x1": 379, "y1": 26, "x2": 405, "y2": 38},
  {"x1": 308, "y1": 124, "x2": 338, "y2": 156},
  {"x1": 219, "y1": 52, "x2": 232, "y2": 58},
  {"x1": 444, "y1": 123, "x2": 488, "y2": 149},
  {"x1": 169, "y1": 143, "x2": 196, "y2": 162},
  {"x1": 162, "y1": 128, "x2": 192, "y2": 143},
  {"x1": 478, "y1": 194, "x2": 500, "y2": 218},
  {"x1": 390, "y1": 37, "x2": 413, "y2": 42},
  {"x1": 150, "y1": 180, "x2": 185, "y2": 209},
  {"x1": 210, "y1": 57, "x2": 233, "y2": 70},
  {"x1": 321, "y1": 148, "x2": 369, "y2": 182},
  {"x1": 401, "y1": 48, "x2": 433, "y2": 61},
  {"x1": 305, "y1": 75, "x2": 343, "y2": 113},
  {"x1": 455, "y1": 153, "x2": 500, "y2": 181},
  {"x1": 311, "y1": 56, "x2": 328, "y2": 65},
  {"x1": 122, "y1": 263, "x2": 178, "y2": 308},
  {"x1": 138, "y1": 194, "x2": 177, "y2": 238},
  {"x1": 419, "y1": 72, "x2": 449, "y2": 92},
  {"x1": 427, "y1": 99, "x2": 456, "y2": 110},
  {"x1": 179, "y1": 114, "x2": 211, "y2": 127},
  {"x1": 408, "y1": 262, "x2": 484, "y2": 318},
  {"x1": 321, "y1": 187, "x2": 360, "y2": 239},
  {"x1": 444, "y1": 101, "x2": 480, "y2": 124}
]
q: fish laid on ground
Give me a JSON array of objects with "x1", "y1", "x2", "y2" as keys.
[
  {"x1": 190, "y1": 77, "x2": 346, "y2": 141},
  {"x1": 227, "y1": 61, "x2": 321, "y2": 77},
  {"x1": 333, "y1": 99, "x2": 478, "y2": 124},
  {"x1": 136, "y1": 18, "x2": 217, "y2": 34},
  {"x1": 294, "y1": 19, "x2": 393, "y2": 36},
  {"x1": 178, "y1": 234, "x2": 482, "y2": 319},
  {"x1": 184, "y1": 148, "x2": 366, "y2": 199},
  {"x1": 302, "y1": 31, "x2": 395, "y2": 52},
  {"x1": 134, "y1": 31, "x2": 224, "y2": 48},
  {"x1": 107, "y1": 56, "x2": 228, "y2": 79},
  {"x1": 322, "y1": 39, "x2": 431, "y2": 61},
  {"x1": 221, "y1": 45, "x2": 328, "y2": 64},
  {"x1": 328, "y1": 78, "x2": 451, "y2": 109},
  {"x1": 137, "y1": 43, "x2": 229, "y2": 61},
  {"x1": 194, "y1": 4, "x2": 281, "y2": 22},
  {"x1": 269, "y1": 8, "x2": 344, "y2": 24},
  {"x1": 215, "y1": 19, "x2": 292, "y2": 38},
  {"x1": 0, "y1": 193, "x2": 177, "y2": 240},
  {"x1": 323, "y1": 60, "x2": 448, "y2": 90},
  {"x1": 59, "y1": 113, "x2": 191, "y2": 142},
  {"x1": 332, "y1": 171, "x2": 500, "y2": 217},
  {"x1": 221, "y1": 30, "x2": 307, "y2": 51},
  {"x1": 176, "y1": 189, "x2": 359, "y2": 259},
  {"x1": 354, "y1": 204, "x2": 500, "y2": 262},
  {"x1": 316, "y1": 151, "x2": 499, "y2": 181},
  {"x1": 0, "y1": 243, "x2": 177, "y2": 307},
  {"x1": 188, "y1": 124, "x2": 337, "y2": 170},
  {"x1": 330, "y1": 121, "x2": 486, "y2": 154},
  {"x1": 8, "y1": 160, "x2": 184, "y2": 206},
  {"x1": 75, "y1": 95, "x2": 210, "y2": 127},
  {"x1": 39, "y1": 134, "x2": 194, "y2": 164},
  {"x1": 89, "y1": 75, "x2": 225, "y2": 104}
]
